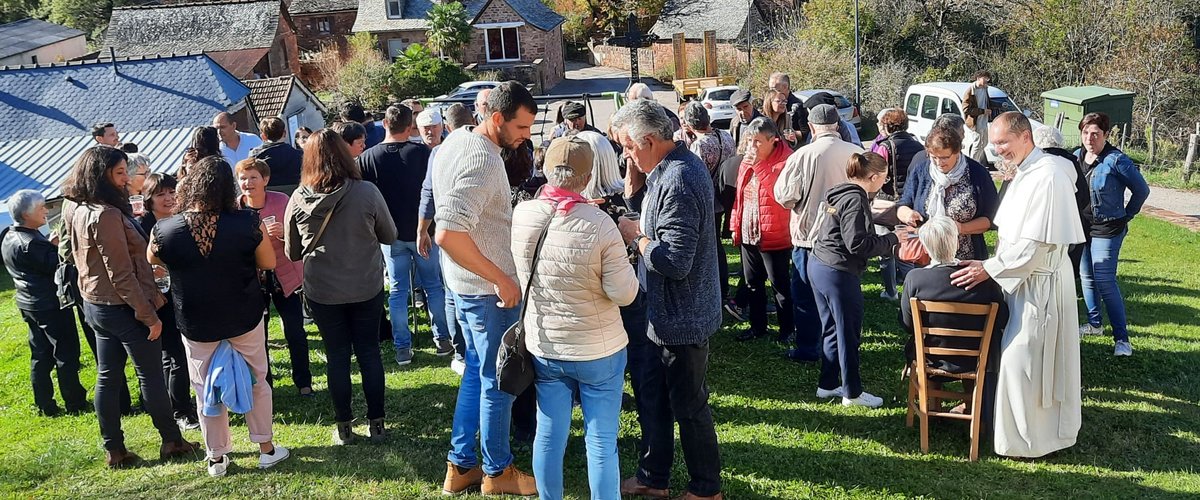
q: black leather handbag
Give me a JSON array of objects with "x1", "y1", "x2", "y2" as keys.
[{"x1": 496, "y1": 214, "x2": 554, "y2": 396}]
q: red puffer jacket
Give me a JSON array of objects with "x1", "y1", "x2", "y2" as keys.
[{"x1": 730, "y1": 142, "x2": 794, "y2": 251}]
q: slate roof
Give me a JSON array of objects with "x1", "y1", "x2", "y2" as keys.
[
  {"x1": 650, "y1": 0, "x2": 762, "y2": 41},
  {"x1": 245, "y1": 75, "x2": 327, "y2": 117},
  {"x1": 353, "y1": 0, "x2": 563, "y2": 33},
  {"x1": 104, "y1": 0, "x2": 282, "y2": 56},
  {"x1": 0, "y1": 19, "x2": 85, "y2": 61},
  {"x1": 289, "y1": 0, "x2": 359, "y2": 15},
  {"x1": 0, "y1": 53, "x2": 250, "y2": 142}
]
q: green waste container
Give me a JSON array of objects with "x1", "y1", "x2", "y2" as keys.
[{"x1": 1041, "y1": 86, "x2": 1135, "y2": 149}]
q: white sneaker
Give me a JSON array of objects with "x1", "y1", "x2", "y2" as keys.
[
  {"x1": 258, "y1": 445, "x2": 290, "y2": 469},
  {"x1": 1114, "y1": 340, "x2": 1133, "y2": 357},
  {"x1": 450, "y1": 358, "x2": 466, "y2": 376},
  {"x1": 1079, "y1": 323, "x2": 1104, "y2": 336},
  {"x1": 207, "y1": 454, "x2": 230, "y2": 477},
  {"x1": 842, "y1": 391, "x2": 884, "y2": 408},
  {"x1": 816, "y1": 386, "x2": 845, "y2": 399}
]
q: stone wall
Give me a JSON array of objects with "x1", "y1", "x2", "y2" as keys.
[
  {"x1": 591, "y1": 40, "x2": 748, "y2": 79},
  {"x1": 376, "y1": 30, "x2": 428, "y2": 59},
  {"x1": 463, "y1": 0, "x2": 565, "y2": 91},
  {"x1": 293, "y1": 11, "x2": 357, "y2": 54}
]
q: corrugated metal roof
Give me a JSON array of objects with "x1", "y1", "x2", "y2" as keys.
[
  {"x1": 0, "y1": 18, "x2": 86, "y2": 60},
  {"x1": 0, "y1": 127, "x2": 195, "y2": 207}
]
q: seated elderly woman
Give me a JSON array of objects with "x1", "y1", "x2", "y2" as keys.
[
  {"x1": 511, "y1": 136, "x2": 639, "y2": 500},
  {"x1": 900, "y1": 216, "x2": 1008, "y2": 411},
  {"x1": 2, "y1": 190, "x2": 88, "y2": 416}
]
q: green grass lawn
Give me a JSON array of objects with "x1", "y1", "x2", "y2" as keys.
[{"x1": 2, "y1": 216, "x2": 1199, "y2": 498}]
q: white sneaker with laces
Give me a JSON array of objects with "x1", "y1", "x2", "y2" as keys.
[
  {"x1": 450, "y1": 358, "x2": 466, "y2": 376},
  {"x1": 207, "y1": 454, "x2": 230, "y2": 477},
  {"x1": 816, "y1": 386, "x2": 845, "y2": 399},
  {"x1": 842, "y1": 391, "x2": 884, "y2": 408},
  {"x1": 1114, "y1": 340, "x2": 1133, "y2": 357},
  {"x1": 258, "y1": 445, "x2": 290, "y2": 469},
  {"x1": 1079, "y1": 323, "x2": 1104, "y2": 336}
]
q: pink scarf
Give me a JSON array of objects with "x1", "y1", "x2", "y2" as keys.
[{"x1": 538, "y1": 185, "x2": 588, "y2": 213}]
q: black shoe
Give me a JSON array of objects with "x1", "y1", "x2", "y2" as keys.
[
  {"x1": 368, "y1": 418, "x2": 386, "y2": 442},
  {"x1": 786, "y1": 349, "x2": 820, "y2": 363},
  {"x1": 723, "y1": 301, "x2": 746, "y2": 322},
  {"x1": 434, "y1": 338, "x2": 455, "y2": 357},
  {"x1": 621, "y1": 391, "x2": 636, "y2": 411},
  {"x1": 736, "y1": 329, "x2": 767, "y2": 342},
  {"x1": 38, "y1": 405, "x2": 62, "y2": 417},
  {"x1": 775, "y1": 333, "x2": 791, "y2": 344}
]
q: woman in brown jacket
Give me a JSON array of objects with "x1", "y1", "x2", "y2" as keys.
[{"x1": 62, "y1": 146, "x2": 199, "y2": 468}]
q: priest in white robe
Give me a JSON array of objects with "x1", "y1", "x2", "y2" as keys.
[{"x1": 950, "y1": 112, "x2": 1086, "y2": 458}]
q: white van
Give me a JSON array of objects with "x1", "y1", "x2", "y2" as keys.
[{"x1": 903, "y1": 82, "x2": 1042, "y2": 165}]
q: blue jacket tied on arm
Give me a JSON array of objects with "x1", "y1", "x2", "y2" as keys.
[{"x1": 202, "y1": 340, "x2": 256, "y2": 416}]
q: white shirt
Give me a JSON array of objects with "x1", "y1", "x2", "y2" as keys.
[{"x1": 220, "y1": 131, "x2": 263, "y2": 167}]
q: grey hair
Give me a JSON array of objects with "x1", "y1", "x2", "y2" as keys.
[
  {"x1": 768, "y1": 72, "x2": 790, "y2": 89},
  {"x1": 918, "y1": 215, "x2": 961, "y2": 265},
  {"x1": 576, "y1": 131, "x2": 623, "y2": 199},
  {"x1": 611, "y1": 99, "x2": 674, "y2": 148},
  {"x1": 811, "y1": 122, "x2": 839, "y2": 134},
  {"x1": 932, "y1": 113, "x2": 965, "y2": 131},
  {"x1": 6, "y1": 189, "x2": 45, "y2": 226},
  {"x1": 126, "y1": 153, "x2": 152, "y2": 174},
  {"x1": 682, "y1": 101, "x2": 711, "y2": 131},
  {"x1": 546, "y1": 165, "x2": 591, "y2": 192},
  {"x1": 746, "y1": 116, "x2": 778, "y2": 138},
  {"x1": 627, "y1": 82, "x2": 654, "y2": 101},
  {"x1": 1033, "y1": 126, "x2": 1063, "y2": 149}
]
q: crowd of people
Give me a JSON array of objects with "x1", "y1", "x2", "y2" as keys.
[{"x1": 0, "y1": 69, "x2": 1152, "y2": 498}]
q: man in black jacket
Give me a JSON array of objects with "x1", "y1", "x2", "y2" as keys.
[{"x1": 251, "y1": 117, "x2": 303, "y2": 195}]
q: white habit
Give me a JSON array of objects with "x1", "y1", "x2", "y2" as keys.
[{"x1": 982, "y1": 148, "x2": 1086, "y2": 458}]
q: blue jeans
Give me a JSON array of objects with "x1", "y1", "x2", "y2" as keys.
[
  {"x1": 790, "y1": 247, "x2": 823, "y2": 359},
  {"x1": 532, "y1": 350, "x2": 627, "y2": 500},
  {"x1": 383, "y1": 240, "x2": 450, "y2": 350},
  {"x1": 808, "y1": 259, "x2": 866, "y2": 398},
  {"x1": 446, "y1": 292, "x2": 521, "y2": 475},
  {"x1": 880, "y1": 253, "x2": 914, "y2": 296},
  {"x1": 1080, "y1": 230, "x2": 1129, "y2": 342}
]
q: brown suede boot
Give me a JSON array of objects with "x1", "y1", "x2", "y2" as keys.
[
  {"x1": 105, "y1": 448, "x2": 140, "y2": 469},
  {"x1": 159, "y1": 439, "x2": 201, "y2": 460},
  {"x1": 620, "y1": 476, "x2": 670, "y2": 498},
  {"x1": 442, "y1": 461, "x2": 485, "y2": 495},
  {"x1": 480, "y1": 464, "x2": 537, "y2": 496}
]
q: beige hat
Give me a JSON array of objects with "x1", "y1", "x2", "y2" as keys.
[
  {"x1": 416, "y1": 109, "x2": 442, "y2": 127},
  {"x1": 543, "y1": 136, "x2": 594, "y2": 178}
]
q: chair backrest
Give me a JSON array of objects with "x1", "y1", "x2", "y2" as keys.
[{"x1": 909, "y1": 299, "x2": 1001, "y2": 375}]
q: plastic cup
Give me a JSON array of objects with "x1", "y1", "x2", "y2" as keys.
[
  {"x1": 262, "y1": 215, "x2": 277, "y2": 226},
  {"x1": 129, "y1": 195, "x2": 145, "y2": 216},
  {"x1": 622, "y1": 211, "x2": 640, "y2": 222}
]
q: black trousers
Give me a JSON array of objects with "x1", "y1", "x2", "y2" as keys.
[
  {"x1": 22, "y1": 307, "x2": 87, "y2": 413},
  {"x1": 156, "y1": 299, "x2": 194, "y2": 419},
  {"x1": 83, "y1": 302, "x2": 183, "y2": 451},
  {"x1": 741, "y1": 244, "x2": 794, "y2": 337},
  {"x1": 264, "y1": 278, "x2": 312, "y2": 390},
  {"x1": 76, "y1": 304, "x2": 133, "y2": 412},
  {"x1": 307, "y1": 291, "x2": 387, "y2": 422},
  {"x1": 630, "y1": 320, "x2": 722, "y2": 496}
]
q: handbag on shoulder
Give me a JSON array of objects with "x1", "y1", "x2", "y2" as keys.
[{"x1": 496, "y1": 213, "x2": 555, "y2": 397}]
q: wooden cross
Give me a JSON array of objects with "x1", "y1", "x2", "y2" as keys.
[{"x1": 606, "y1": 14, "x2": 659, "y2": 88}]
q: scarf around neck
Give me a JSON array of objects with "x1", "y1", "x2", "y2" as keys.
[
  {"x1": 927, "y1": 153, "x2": 969, "y2": 218},
  {"x1": 538, "y1": 185, "x2": 588, "y2": 214}
]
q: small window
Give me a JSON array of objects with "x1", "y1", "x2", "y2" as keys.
[
  {"x1": 940, "y1": 98, "x2": 960, "y2": 117},
  {"x1": 387, "y1": 39, "x2": 408, "y2": 60},
  {"x1": 486, "y1": 27, "x2": 520, "y2": 62},
  {"x1": 317, "y1": 17, "x2": 331, "y2": 34},
  {"x1": 386, "y1": 0, "x2": 401, "y2": 18},
  {"x1": 905, "y1": 93, "x2": 920, "y2": 116},
  {"x1": 30, "y1": 55, "x2": 38, "y2": 64},
  {"x1": 920, "y1": 95, "x2": 939, "y2": 120}
]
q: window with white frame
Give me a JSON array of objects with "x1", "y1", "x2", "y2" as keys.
[
  {"x1": 386, "y1": 0, "x2": 401, "y2": 19},
  {"x1": 317, "y1": 17, "x2": 331, "y2": 34},
  {"x1": 481, "y1": 23, "x2": 522, "y2": 62}
]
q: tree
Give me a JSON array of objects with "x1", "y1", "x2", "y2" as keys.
[
  {"x1": 46, "y1": 0, "x2": 122, "y2": 41},
  {"x1": 391, "y1": 43, "x2": 472, "y2": 99},
  {"x1": 1, "y1": 0, "x2": 44, "y2": 24},
  {"x1": 426, "y1": 1, "x2": 472, "y2": 60},
  {"x1": 330, "y1": 32, "x2": 394, "y2": 110}
]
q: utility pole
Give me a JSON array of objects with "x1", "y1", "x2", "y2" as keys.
[{"x1": 853, "y1": 0, "x2": 861, "y2": 106}]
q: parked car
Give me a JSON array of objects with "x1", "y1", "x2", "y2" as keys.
[
  {"x1": 429, "y1": 80, "x2": 500, "y2": 113},
  {"x1": 903, "y1": 82, "x2": 1043, "y2": 166},
  {"x1": 698, "y1": 85, "x2": 739, "y2": 129},
  {"x1": 793, "y1": 89, "x2": 862, "y2": 130}
]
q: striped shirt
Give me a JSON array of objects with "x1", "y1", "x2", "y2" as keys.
[{"x1": 431, "y1": 127, "x2": 517, "y2": 296}]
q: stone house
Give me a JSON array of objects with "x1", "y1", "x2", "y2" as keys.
[
  {"x1": 0, "y1": 18, "x2": 87, "y2": 66},
  {"x1": 104, "y1": 0, "x2": 301, "y2": 80},
  {"x1": 288, "y1": 0, "x2": 360, "y2": 54},
  {"x1": 352, "y1": 0, "x2": 565, "y2": 91}
]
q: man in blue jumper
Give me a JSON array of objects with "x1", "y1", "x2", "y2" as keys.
[{"x1": 613, "y1": 99, "x2": 725, "y2": 500}]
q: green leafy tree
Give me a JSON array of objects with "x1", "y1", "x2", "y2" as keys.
[
  {"x1": 46, "y1": 0, "x2": 122, "y2": 40},
  {"x1": 391, "y1": 43, "x2": 471, "y2": 99},
  {"x1": 426, "y1": 1, "x2": 472, "y2": 60},
  {"x1": 331, "y1": 32, "x2": 394, "y2": 110},
  {"x1": 1, "y1": 0, "x2": 44, "y2": 24}
]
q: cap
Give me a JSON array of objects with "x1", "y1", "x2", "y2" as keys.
[
  {"x1": 561, "y1": 101, "x2": 587, "y2": 120},
  {"x1": 543, "y1": 136, "x2": 594, "y2": 179},
  {"x1": 803, "y1": 91, "x2": 836, "y2": 109},
  {"x1": 729, "y1": 89, "x2": 751, "y2": 106},
  {"x1": 416, "y1": 109, "x2": 442, "y2": 127},
  {"x1": 809, "y1": 104, "x2": 840, "y2": 125}
]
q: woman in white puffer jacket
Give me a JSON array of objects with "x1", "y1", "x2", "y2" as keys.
[{"x1": 510, "y1": 136, "x2": 639, "y2": 500}]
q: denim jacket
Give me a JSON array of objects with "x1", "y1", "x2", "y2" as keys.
[{"x1": 1076, "y1": 145, "x2": 1150, "y2": 224}]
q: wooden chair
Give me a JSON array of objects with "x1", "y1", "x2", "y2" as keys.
[{"x1": 905, "y1": 299, "x2": 1000, "y2": 461}]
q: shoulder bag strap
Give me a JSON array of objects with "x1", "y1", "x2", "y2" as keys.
[
  {"x1": 302, "y1": 195, "x2": 343, "y2": 258},
  {"x1": 515, "y1": 212, "x2": 555, "y2": 324}
]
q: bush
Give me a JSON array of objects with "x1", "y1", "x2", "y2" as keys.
[
  {"x1": 861, "y1": 60, "x2": 917, "y2": 117},
  {"x1": 328, "y1": 33, "x2": 393, "y2": 111},
  {"x1": 742, "y1": 37, "x2": 854, "y2": 97},
  {"x1": 390, "y1": 44, "x2": 472, "y2": 99}
]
